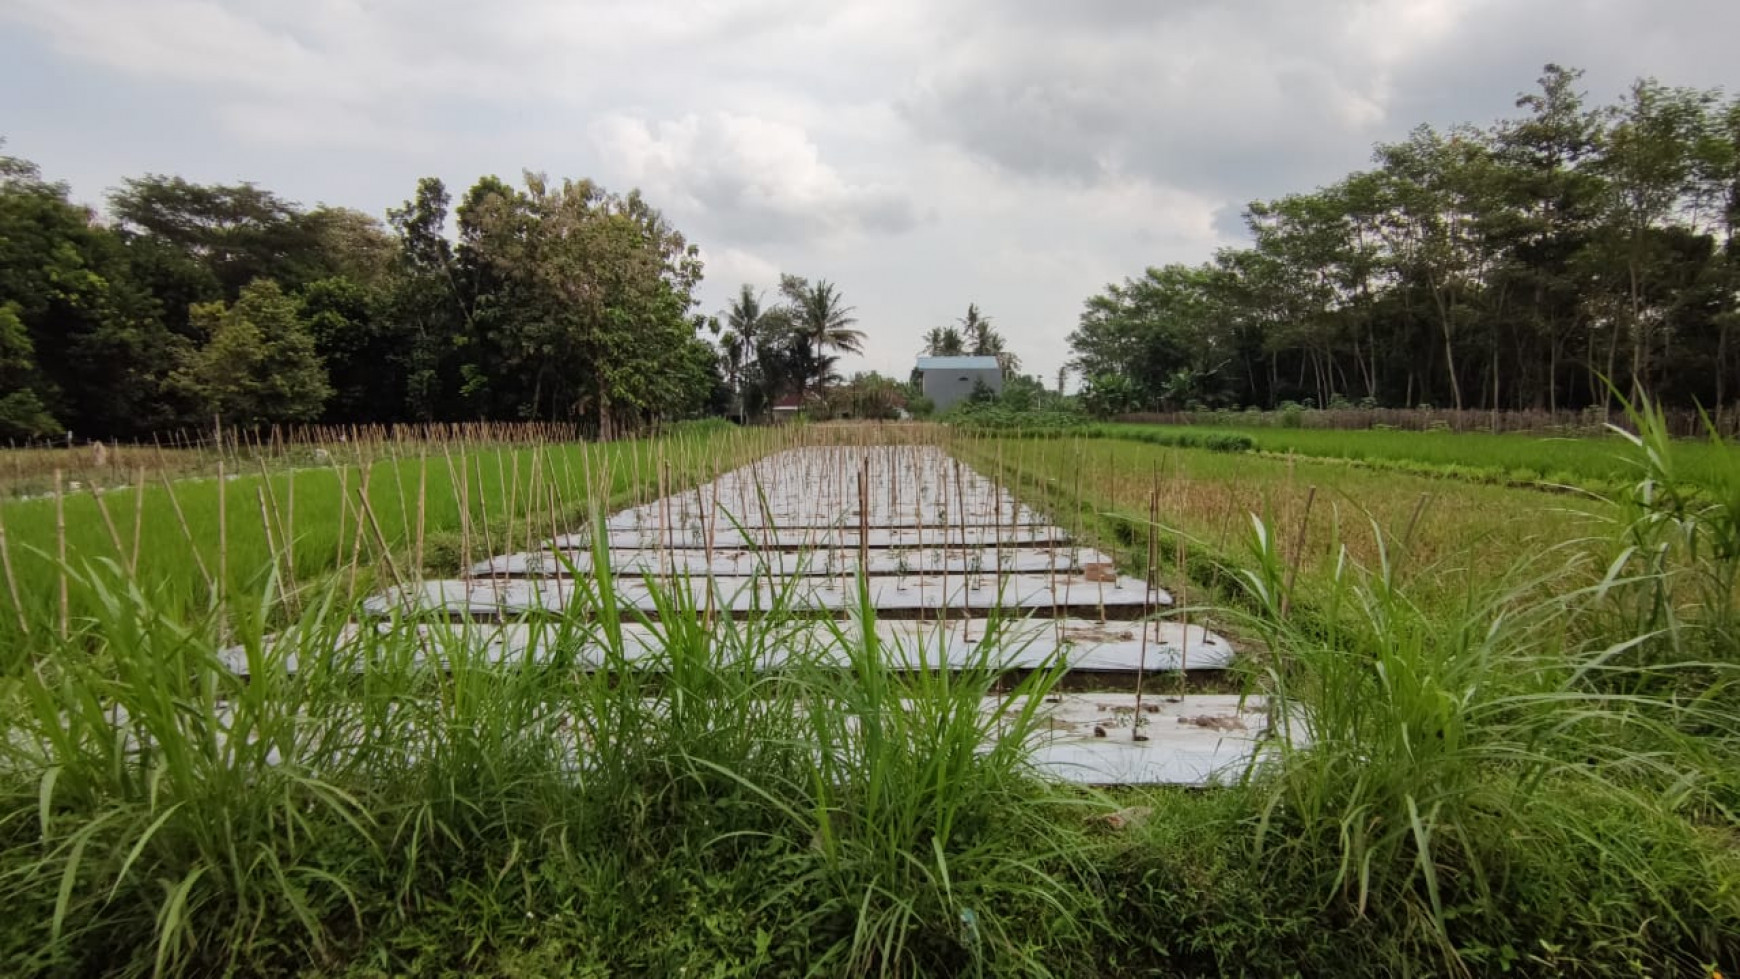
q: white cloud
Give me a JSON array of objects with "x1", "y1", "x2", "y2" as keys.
[
  {"x1": 591, "y1": 112, "x2": 922, "y2": 243},
  {"x1": 696, "y1": 246, "x2": 781, "y2": 293}
]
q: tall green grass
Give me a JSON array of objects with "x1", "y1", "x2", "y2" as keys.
[
  {"x1": 0, "y1": 530, "x2": 1096, "y2": 975},
  {"x1": 0, "y1": 415, "x2": 1735, "y2": 975},
  {"x1": 1188, "y1": 397, "x2": 1740, "y2": 973}
]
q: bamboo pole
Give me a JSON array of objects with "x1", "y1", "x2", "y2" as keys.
[
  {"x1": 88, "y1": 484, "x2": 125, "y2": 563},
  {"x1": 0, "y1": 499, "x2": 28, "y2": 634},
  {"x1": 158, "y1": 471, "x2": 214, "y2": 595},
  {"x1": 1280, "y1": 485, "x2": 1317, "y2": 619},
  {"x1": 54, "y1": 469, "x2": 67, "y2": 640},
  {"x1": 130, "y1": 467, "x2": 146, "y2": 576}
]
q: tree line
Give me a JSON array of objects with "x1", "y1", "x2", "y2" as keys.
[
  {"x1": 1, "y1": 149, "x2": 846, "y2": 441},
  {"x1": 1070, "y1": 66, "x2": 1740, "y2": 416}
]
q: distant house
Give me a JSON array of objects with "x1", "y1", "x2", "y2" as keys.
[
  {"x1": 915, "y1": 355, "x2": 1002, "y2": 412},
  {"x1": 770, "y1": 393, "x2": 807, "y2": 423}
]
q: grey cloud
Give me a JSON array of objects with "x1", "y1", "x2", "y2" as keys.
[
  {"x1": 5, "y1": 0, "x2": 1738, "y2": 384},
  {"x1": 1380, "y1": 0, "x2": 1740, "y2": 126},
  {"x1": 899, "y1": 0, "x2": 1396, "y2": 201}
]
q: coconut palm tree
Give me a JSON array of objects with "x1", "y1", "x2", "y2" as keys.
[
  {"x1": 780, "y1": 275, "x2": 863, "y2": 393},
  {"x1": 921, "y1": 326, "x2": 966, "y2": 356},
  {"x1": 726, "y1": 284, "x2": 767, "y2": 356},
  {"x1": 957, "y1": 303, "x2": 1021, "y2": 375}
]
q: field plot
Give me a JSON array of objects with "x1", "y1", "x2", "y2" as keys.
[
  {"x1": 6, "y1": 422, "x2": 1735, "y2": 977},
  {"x1": 357, "y1": 444, "x2": 1252, "y2": 785}
]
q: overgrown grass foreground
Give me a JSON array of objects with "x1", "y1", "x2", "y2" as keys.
[{"x1": 0, "y1": 407, "x2": 1736, "y2": 976}]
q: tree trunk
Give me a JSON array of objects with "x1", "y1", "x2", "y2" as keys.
[
  {"x1": 1604, "y1": 321, "x2": 1621, "y2": 420},
  {"x1": 1718, "y1": 318, "x2": 1730, "y2": 413},
  {"x1": 1548, "y1": 335, "x2": 1561, "y2": 416},
  {"x1": 1431, "y1": 284, "x2": 1463, "y2": 411}
]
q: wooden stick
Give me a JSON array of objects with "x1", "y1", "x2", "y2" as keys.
[
  {"x1": 88, "y1": 484, "x2": 125, "y2": 562},
  {"x1": 1176, "y1": 534, "x2": 1190, "y2": 701},
  {"x1": 130, "y1": 467, "x2": 146, "y2": 576},
  {"x1": 1134, "y1": 480, "x2": 1158, "y2": 738},
  {"x1": 158, "y1": 471, "x2": 214, "y2": 594},
  {"x1": 357, "y1": 475, "x2": 405, "y2": 589},
  {"x1": 1279, "y1": 485, "x2": 1317, "y2": 618},
  {"x1": 414, "y1": 451, "x2": 429, "y2": 578},
  {"x1": 54, "y1": 469, "x2": 68, "y2": 640},
  {"x1": 216, "y1": 462, "x2": 228, "y2": 613},
  {"x1": 0, "y1": 499, "x2": 28, "y2": 634}
]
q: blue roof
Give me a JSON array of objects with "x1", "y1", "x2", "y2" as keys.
[{"x1": 916, "y1": 355, "x2": 1000, "y2": 371}]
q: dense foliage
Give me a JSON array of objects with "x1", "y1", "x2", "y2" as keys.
[
  {"x1": 717, "y1": 276, "x2": 867, "y2": 421},
  {"x1": 1071, "y1": 65, "x2": 1740, "y2": 415},
  {"x1": 0, "y1": 152, "x2": 738, "y2": 440}
]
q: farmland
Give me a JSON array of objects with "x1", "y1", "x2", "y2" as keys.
[
  {"x1": 1097, "y1": 418, "x2": 1740, "y2": 491},
  {"x1": 0, "y1": 414, "x2": 1735, "y2": 977}
]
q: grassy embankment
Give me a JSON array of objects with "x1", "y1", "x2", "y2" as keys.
[{"x1": 0, "y1": 414, "x2": 1735, "y2": 976}]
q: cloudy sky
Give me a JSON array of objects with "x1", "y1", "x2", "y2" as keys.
[{"x1": 2, "y1": 0, "x2": 1734, "y2": 383}]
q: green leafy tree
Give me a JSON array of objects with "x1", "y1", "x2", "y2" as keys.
[
  {"x1": 298, "y1": 276, "x2": 405, "y2": 423},
  {"x1": 387, "y1": 177, "x2": 472, "y2": 420},
  {"x1": 1080, "y1": 372, "x2": 1140, "y2": 417},
  {"x1": 460, "y1": 173, "x2": 709, "y2": 434},
  {"x1": 173, "y1": 279, "x2": 332, "y2": 427},
  {"x1": 0, "y1": 303, "x2": 57, "y2": 439},
  {"x1": 1588, "y1": 79, "x2": 1717, "y2": 402},
  {"x1": 1, "y1": 151, "x2": 183, "y2": 436},
  {"x1": 108, "y1": 176, "x2": 331, "y2": 297}
]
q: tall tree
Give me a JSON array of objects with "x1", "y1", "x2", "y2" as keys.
[
  {"x1": 921, "y1": 326, "x2": 965, "y2": 356},
  {"x1": 958, "y1": 303, "x2": 1022, "y2": 375},
  {"x1": 1589, "y1": 79, "x2": 1716, "y2": 402},
  {"x1": 461, "y1": 173, "x2": 710, "y2": 434},
  {"x1": 779, "y1": 275, "x2": 863, "y2": 395},
  {"x1": 387, "y1": 177, "x2": 468, "y2": 420},
  {"x1": 0, "y1": 303, "x2": 57, "y2": 438},
  {"x1": 108, "y1": 176, "x2": 330, "y2": 297},
  {"x1": 1, "y1": 151, "x2": 183, "y2": 437},
  {"x1": 172, "y1": 279, "x2": 331, "y2": 427}
]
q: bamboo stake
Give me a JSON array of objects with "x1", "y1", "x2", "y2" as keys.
[
  {"x1": 346, "y1": 471, "x2": 370, "y2": 601},
  {"x1": 256, "y1": 487, "x2": 280, "y2": 593},
  {"x1": 0, "y1": 500, "x2": 28, "y2": 635},
  {"x1": 158, "y1": 471, "x2": 214, "y2": 594},
  {"x1": 357, "y1": 474, "x2": 405, "y2": 589},
  {"x1": 130, "y1": 467, "x2": 146, "y2": 576},
  {"x1": 1133, "y1": 481, "x2": 1158, "y2": 739},
  {"x1": 88, "y1": 484, "x2": 125, "y2": 562},
  {"x1": 54, "y1": 469, "x2": 67, "y2": 640},
  {"x1": 1176, "y1": 533, "x2": 1190, "y2": 702},
  {"x1": 1280, "y1": 485, "x2": 1317, "y2": 619},
  {"x1": 216, "y1": 462, "x2": 228, "y2": 613},
  {"x1": 415, "y1": 451, "x2": 429, "y2": 578}
]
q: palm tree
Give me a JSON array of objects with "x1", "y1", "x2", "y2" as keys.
[
  {"x1": 719, "y1": 331, "x2": 746, "y2": 415},
  {"x1": 958, "y1": 303, "x2": 1021, "y2": 375},
  {"x1": 726, "y1": 284, "x2": 766, "y2": 355},
  {"x1": 781, "y1": 275, "x2": 863, "y2": 393},
  {"x1": 921, "y1": 326, "x2": 965, "y2": 356}
]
